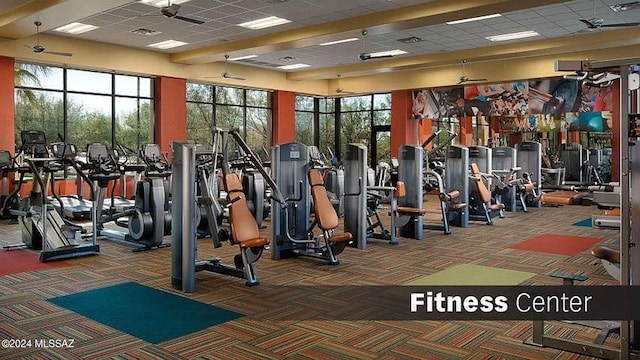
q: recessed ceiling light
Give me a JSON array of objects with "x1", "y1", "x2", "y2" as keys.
[
  {"x1": 278, "y1": 63, "x2": 310, "y2": 70},
  {"x1": 485, "y1": 30, "x2": 539, "y2": 42},
  {"x1": 147, "y1": 40, "x2": 188, "y2": 49},
  {"x1": 139, "y1": 0, "x2": 190, "y2": 7},
  {"x1": 610, "y1": 1, "x2": 640, "y2": 12},
  {"x1": 368, "y1": 49, "x2": 407, "y2": 57},
  {"x1": 446, "y1": 13, "x2": 502, "y2": 25},
  {"x1": 54, "y1": 22, "x2": 99, "y2": 34},
  {"x1": 228, "y1": 55, "x2": 258, "y2": 61},
  {"x1": 319, "y1": 38, "x2": 359, "y2": 46},
  {"x1": 238, "y1": 16, "x2": 291, "y2": 30}
]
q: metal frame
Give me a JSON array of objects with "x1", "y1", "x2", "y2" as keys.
[{"x1": 525, "y1": 58, "x2": 640, "y2": 360}]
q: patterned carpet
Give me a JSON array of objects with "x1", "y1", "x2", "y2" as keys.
[{"x1": 0, "y1": 200, "x2": 621, "y2": 359}]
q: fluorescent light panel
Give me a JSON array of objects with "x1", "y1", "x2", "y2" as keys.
[
  {"x1": 228, "y1": 55, "x2": 258, "y2": 61},
  {"x1": 147, "y1": 40, "x2": 188, "y2": 49},
  {"x1": 238, "y1": 16, "x2": 291, "y2": 30},
  {"x1": 369, "y1": 49, "x2": 407, "y2": 57},
  {"x1": 278, "y1": 63, "x2": 310, "y2": 70},
  {"x1": 319, "y1": 37, "x2": 359, "y2": 46},
  {"x1": 446, "y1": 13, "x2": 501, "y2": 25},
  {"x1": 140, "y1": 0, "x2": 190, "y2": 7},
  {"x1": 54, "y1": 22, "x2": 99, "y2": 34},
  {"x1": 486, "y1": 30, "x2": 539, "y2": 42}
]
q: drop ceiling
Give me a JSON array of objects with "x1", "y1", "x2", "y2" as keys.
[{"x1": 1, "y1": 0, "x2": 639, "y2": 82}]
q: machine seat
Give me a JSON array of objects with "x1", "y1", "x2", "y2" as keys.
[
  {"x1": 397, "y1": 206, "x2": 427, "y2": 215},
  {"x1": 239, "y1": 237, "x2": 270, "y2": 248},
  {"x1": 488, "y1": 203, "x2": 506, "y2": 211},
  {"x1": 591, "y1": 245, "x2": 620, "y2": 264},
  {"x1": 542, "y1": 191, "x2": 586, "y2": 205},
  {"x1": 395, "y1": 181, "x2": 427, "y2": 216},
  {"x1": 224, "y1": 173, "x2": 270, "y2": 249},
  {"x1": 439, "y1": 190, "x2": 460, "y2": 202},
  {"x1": 328, "y1": 233, "x2": 353, "y2": 243},
  {"x1": 448, "y1": 203, "x2": 468, "y2": 211}
]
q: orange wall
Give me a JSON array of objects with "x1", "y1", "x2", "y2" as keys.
[
  {"x1": 272, "y1": 90, "x2": 296, "y2": 145},
  {"x1": 155, "y1": 76, "x2": 187, "y2": 160},
  {"x1": 390, "y1": 90, "x2": 419, "y2": 157},
  {"x1": 0, "y1": 56, "x2": 15, "y2": 155}
]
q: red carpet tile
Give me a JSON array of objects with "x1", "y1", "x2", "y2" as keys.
[
  {"x1": 0, "y1": 249, "x2": 70, "y2": 276},
  {"x1": 509, "y1": 233, "x2": 602, "y2": 256}
]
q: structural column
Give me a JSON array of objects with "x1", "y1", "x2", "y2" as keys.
[
  {"x1": 272, "y1": 90, "x2": 296, "y2": 145},
  {"x1": 155, "y1": 76, "x2": 187, "y2": 160},
  {"x1": 390, "y1": 90, "x2": 420, "y2": 157},
  {"x1": 0, "y1": 56, "x2": 15, "y2": 154}
]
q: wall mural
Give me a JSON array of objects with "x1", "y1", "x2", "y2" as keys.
[{"x1": 412, "y1": 77, "x2": 613, "y2": 133}]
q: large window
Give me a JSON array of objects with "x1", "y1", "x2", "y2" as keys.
[
  {"x1": 14, "y1": 63, "x2": 153, "y2": 154},
  {"x1": 295, "y1": 93, "x2": 390, "y2": 166},
  {"x1": 186, "y1": 83, "x2": 271, "y2": 156},
  {"x1": 295, "y1": 95, "x2": 314, "y2": 145}
]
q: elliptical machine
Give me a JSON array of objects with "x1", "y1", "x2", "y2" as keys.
[
  {"x1": 87, "y1": 143, "x2": 167, "y2": 252},
  {"x1": 127, "y1": 144, "x2": 171, "y2": 250}
]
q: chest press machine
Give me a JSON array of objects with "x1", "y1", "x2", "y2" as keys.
[
  {"x1": 171, "y1": 137, "x2": 273, "y2": 290},
  {"x1": 270, "y1": 142, "x2": 356, "y2": 265}
]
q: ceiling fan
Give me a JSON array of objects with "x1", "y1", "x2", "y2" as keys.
[
  {"x1": 335, "y1": 74, "x2": 355, "y2": 94},
  {"x1": 156, "y1": 0, "x2": 204, "y2": 24},
  {"x1": 25, "y1": 21, "x2": 72, "y2": 57},
  {"x1": 578, "y1": 0, "x2": 639, "y2": 30},
  {"x1": 456, "y1": 60, "x2": 486, "y2": 85},
  {"x1": 207, "y1": 55, "x2": 246, "y2": 81},
  {"x1": 358, "y1": 30, "x2": 393, "y2": 62}
]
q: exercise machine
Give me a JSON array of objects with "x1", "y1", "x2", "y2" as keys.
[
  {"x1": 270, "y1": 142, "x2": 353, "y2": 264},
  {"x1": 343, "y1": 143, "x2": 368, "y2": 248},
  {"x1": 126, "y1": 144, "x2": 172, "y2": 250},
  {"x1": 491, "y1": 146, "x2": 518, "y2": 212},
  {"x1": 445, "y1": 145, "x2": 470, "y2": 227},
  {"x1": 171, "y1": 141, "x2": 270, "y2": 290},
  {"x1": 5, "y1": 130, "x2": 99, "y2": 261},
  {"x1": 0, "y1": 150, "x2": 17, "y2": 219},
  {"x1": 468, "y1": 145, "x2": 505, "y2": 223},
  {"x1": 515, "y1": 141, "x2": 542, "y2": 208},
  {"x1": 86, "y1": 143, "x2": 166, "y2": 252},
  {"x1": 363, "y1": 161, "x2": 400, "y2": 246},
  {"x1": 396, "y1": 145, "x2": 426, "y2": 238},
  {"x1": 591, "y1": 183, "x2": 620, "y2": 228}
]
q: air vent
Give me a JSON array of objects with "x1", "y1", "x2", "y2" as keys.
[
  {"x1": 397, "y1": 36, "x2": 424, "y2": 44},
  {"x1": 237, "y1": 58, "x2": 281, "y2": 68},
  {"x1": 279, "y1": 56, "x2": 297, "y2": 62},
  {"x1": 131, "y1": 28, "x2": 162, "y2": 36},
  {"x1": 610, "y1": 1, "x2": 640, "y2": 12}
]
